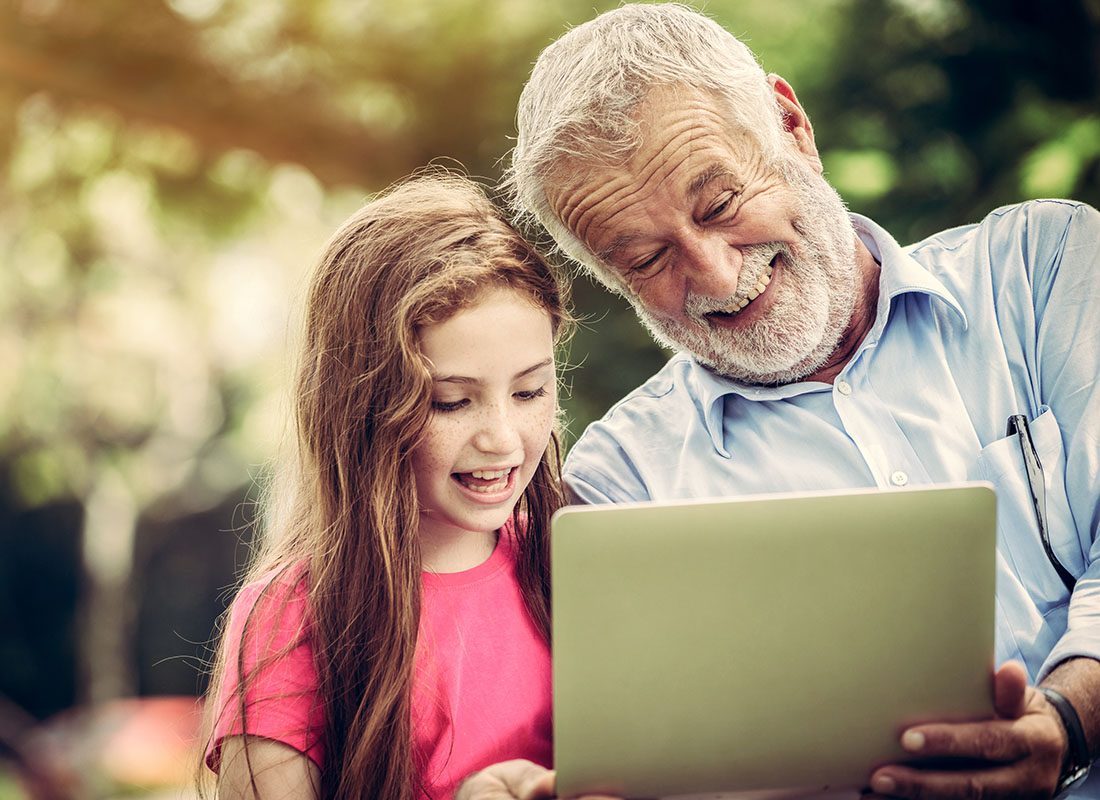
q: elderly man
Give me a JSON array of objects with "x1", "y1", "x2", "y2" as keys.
[{"x1": 504, "y1": 4, "x2": 1100, "y2": 800}]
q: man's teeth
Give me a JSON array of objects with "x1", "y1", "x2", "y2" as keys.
[
  {"x1": 717, "y1": 262, "x2": 773, "y2": 315},
  {"x1": 747, "y1": 270, "x2": 772, "y2": 300}
]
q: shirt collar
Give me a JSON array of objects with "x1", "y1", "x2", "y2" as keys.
[
  {"x1": 686, "y1": 212, "x2": 967, "y2": 456},
  {"x1": 685, "y1": 362, "x2": 809, "y2": 458},
  {"x1": 851, "y1": 213, "x2": 967, "y2": 330}
]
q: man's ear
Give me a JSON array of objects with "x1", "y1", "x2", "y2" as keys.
[{"x1": 768, "y1": 74, "x2": 822, "y2": 173}]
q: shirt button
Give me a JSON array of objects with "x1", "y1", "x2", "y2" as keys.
[
  {"x1": 836, "y1": 380, "x2": 852, "y2": 396},
  {"x1": 891, "y1": 471, "x2": 909, "y2": 486}
]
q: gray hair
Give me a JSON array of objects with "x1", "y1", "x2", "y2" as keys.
[{"x1": 503, "y1": 3, "x2": 786, "y2": 294}]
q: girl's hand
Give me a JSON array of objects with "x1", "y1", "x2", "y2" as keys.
[
  {"x1": 455, "y1": 760, "x2": 555, "y2": 800},
  {"x1": 455, "y1": 759, "x2": 623, "y2": 800}
]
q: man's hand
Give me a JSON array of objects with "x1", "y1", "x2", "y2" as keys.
[{"x1": 864, "y1": 661, "x2": 1066, "y2": 799}]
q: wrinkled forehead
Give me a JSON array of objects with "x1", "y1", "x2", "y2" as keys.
[
  {"x1": 551, "y1": 85, "x2": 736, "y2": 168},
  {"x1": 546, "y1": 86, "x2": 760, "y2": 238}
]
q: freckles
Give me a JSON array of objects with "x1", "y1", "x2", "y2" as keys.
[
  {"x1": 519, "y1": 403, "x2": 555, "y2": 444},
  {"x1": 415, "y1": 421, "x2": 462, "y2": 471}
]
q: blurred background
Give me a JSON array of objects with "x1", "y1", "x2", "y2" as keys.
[{"x1": 1, "y1": 0, "x2": 1098, "y2": 796}]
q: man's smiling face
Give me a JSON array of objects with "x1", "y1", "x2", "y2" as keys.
[{"x1": 548, "y1": 84, "x2": 862, "y2": 385}]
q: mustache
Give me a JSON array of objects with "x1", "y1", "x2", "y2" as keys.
[{"x1": 683, "y1": 242, "x2": 787, "y2": 316}]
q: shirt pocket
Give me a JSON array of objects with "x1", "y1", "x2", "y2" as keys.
[{"x1": 969, "y1": 406, "x2": 1082, "y2": 614}]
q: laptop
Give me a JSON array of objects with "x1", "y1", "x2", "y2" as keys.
[{"x1": 551, "y1": 482, "x2": 997, "y2": 799}]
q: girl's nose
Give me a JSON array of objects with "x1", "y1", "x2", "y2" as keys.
[{"x1": 474, "y1": 404, "x2": 522, "y2": 455}]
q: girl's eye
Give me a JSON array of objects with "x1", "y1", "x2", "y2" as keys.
[
  {"x1": 432, "y1": 399, "x2": 468, "y2": 413},
  {"x1": 515, "y1": 386, "x2": 548, "y2": 401}
]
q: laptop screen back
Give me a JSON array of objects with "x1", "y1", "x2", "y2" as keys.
[{"x1": 551, "y1": 483, "x2": 997, "y2": 798}]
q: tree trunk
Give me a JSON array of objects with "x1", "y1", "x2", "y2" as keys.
[{"x1": 78, "y1": 463, "x2": 138, "y2": 704}]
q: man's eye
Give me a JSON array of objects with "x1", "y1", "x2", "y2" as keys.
[
  {"x1": 432, "y1": 399, "x2": 468, "y2": 413},
  {"x1": 703, "y1": 191, "x2": 738, "y2": 222},
  {"x1": 629, "y1": 249, "x2": 665, "y2": 273}
]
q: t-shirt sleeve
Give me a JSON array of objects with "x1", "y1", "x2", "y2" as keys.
[
  {"x1": 205, "y1": 568, "x2": 325, "y2": 772},
  {"x1": 1025, "y1": 202, "x2": 1100, "y2": 677}
]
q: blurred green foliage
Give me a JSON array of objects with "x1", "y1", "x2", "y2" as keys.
[
  {"x1": 0, "y1": 0, "x2": 1097, "y2": 738},
  {"x1": 812, "y1": 0, "x2": 1100, "y2": 243}
]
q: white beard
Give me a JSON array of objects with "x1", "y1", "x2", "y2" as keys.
[{"x1": 632, "y1": 161, "x2": 860, "y2": 385}]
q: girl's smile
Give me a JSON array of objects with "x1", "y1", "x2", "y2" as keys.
[{"x1": 452, "y1": 466, "x2": 517, "y2": 497}]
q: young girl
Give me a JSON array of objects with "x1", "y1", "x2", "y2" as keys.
[{"x1": 201, "y1": 172, "x2": 569, "y2": 800}]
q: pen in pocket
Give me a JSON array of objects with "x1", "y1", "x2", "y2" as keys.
[{"x1": 1006, "y1": 414, "x2": 1075, "y2": 592}]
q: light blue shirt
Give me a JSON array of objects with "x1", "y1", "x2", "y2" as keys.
[{"x1": 565, "y1": 200, "x2": 1100, "y2": 714}]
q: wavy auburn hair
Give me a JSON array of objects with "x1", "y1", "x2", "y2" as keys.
[{"x1": 202, "y1": 171, "x2": 569, "y2": 799}]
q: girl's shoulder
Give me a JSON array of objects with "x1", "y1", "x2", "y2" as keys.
[
  {"x1": 225, "y1": 561, "x2": 312, "y2": 643},
  {"x1": 206, "y1": 559, "x2": 322, "y2": 773}
]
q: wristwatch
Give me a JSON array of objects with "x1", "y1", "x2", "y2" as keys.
[{"x1": 1039, "y1": 686, "x2": 1092, "y2": 798}]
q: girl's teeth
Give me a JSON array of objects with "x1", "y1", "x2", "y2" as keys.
[
  {"x1": 467, "y1": 481, "x2": 507, "y2": 493},
  {"x1": 462, "y1": 475, "x2": 509, "y2": 492},
  {"x1": 457, "y1": 467, "x2": 513, "y2": 493},
  {"x1": 471, "y1": 469, "x2": 508, "y2": 480}
]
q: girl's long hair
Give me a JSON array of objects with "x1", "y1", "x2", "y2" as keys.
[{"x1": 200, "y1": 171, "x2": 570, "y2": 799}]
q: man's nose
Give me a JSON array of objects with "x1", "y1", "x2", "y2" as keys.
[{"x1": 679, "y1": 235, "x2": 742, "y2": 298}]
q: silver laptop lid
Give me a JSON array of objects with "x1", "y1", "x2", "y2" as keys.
[{"x1": 552, "y1": 483, "x2": 997, "y2": 798}]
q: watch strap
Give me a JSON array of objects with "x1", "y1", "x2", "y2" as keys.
[{"x1": 1039, "y1": 686, "x2": 1092, "y2": 797}]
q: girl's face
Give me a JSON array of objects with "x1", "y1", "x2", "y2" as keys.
[{"x1": 412, "y1": 286, "x2": 556, "y2": 567}]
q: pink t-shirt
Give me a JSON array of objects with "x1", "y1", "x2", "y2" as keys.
[{"x1": 206, "y1": 520, "x2": 552, "y2": 798}]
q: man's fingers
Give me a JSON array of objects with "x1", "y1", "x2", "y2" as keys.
[
  {"x1": 993, "y1": 660, "x2": 1029, "y2": 719},
  {"x1": 868, "y1": 764, "x2": 1024, "y2": 800},
  {"x1": 872, "y1": 709, "x2": 1065, "y2": 800},
  {"x1": 896, "y1": 720, "x2": 1030, "y2": 762}
]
